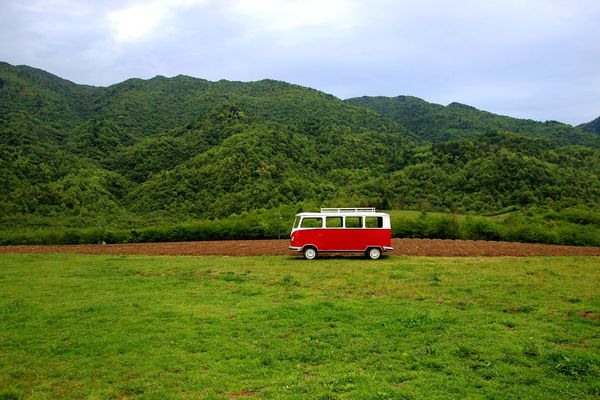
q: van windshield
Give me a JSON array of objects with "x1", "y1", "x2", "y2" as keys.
[{"x1": 293, "y1": 217, "x2": 300, "y2": 228}]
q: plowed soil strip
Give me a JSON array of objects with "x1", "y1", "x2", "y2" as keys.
[{"x1": 1, "y1": 238, "x2": 599, "y2": 257}]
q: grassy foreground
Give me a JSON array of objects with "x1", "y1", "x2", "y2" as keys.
[{"x1": 0, "y1": 255, "x2": 598, "y2": 399}]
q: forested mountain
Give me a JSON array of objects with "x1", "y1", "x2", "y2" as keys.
[
  {"x1": 578, "y1": 116, "x2": 600, "y2": 135},
  {"x1": 345, "y1": 96, "x2": 598, "y2": 146},
  {"x1": 1, "y1": 62, "x2": 598, "y2": 231}
]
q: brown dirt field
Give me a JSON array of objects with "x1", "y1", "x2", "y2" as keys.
[{"x1": 0, "y1": 238, "x2": 599, "y2": 257}]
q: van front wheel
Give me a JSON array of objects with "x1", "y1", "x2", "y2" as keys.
[
  {"x1": 366, "y1": 247, "x2": 382, "y2": 260},
  {"x1": 303, "y1": 247, "x2": 318, "y2": 260}
]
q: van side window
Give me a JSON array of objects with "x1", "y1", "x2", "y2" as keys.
[
  {"x1": 365, "y1": 216, "x2": 383, "y2": 228},
  {"x1": 326, "y1": 217, "x2": 342, "y2": 228},
  {"x1": 301, "y1": 217, "x2": 323, "y2": 228},
  {"x1": 345, "y1": 216, "x2": 362, "y2": 228}
]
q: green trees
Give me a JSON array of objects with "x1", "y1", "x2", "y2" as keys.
[
  {"x1": 346, "y1": 96, "x2": 599, "y2": 146},
  {"x1": 578, "y1": 115, "x2": 600, "y2": 135},
  {"x1": 0, "y1": 61, "x2": 599, "y2": 245}
]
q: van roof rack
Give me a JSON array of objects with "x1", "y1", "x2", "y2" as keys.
[{"x1": 320, "y1": 207, "x2": 376, "y2": 213}]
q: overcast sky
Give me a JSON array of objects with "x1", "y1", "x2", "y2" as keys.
[{"x1": 1, "y1": 0, "x2": 599, "y2": 125}]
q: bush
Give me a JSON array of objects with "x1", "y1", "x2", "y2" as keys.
[
  {"x1": 501, "y1": 217, "x2": 555, "y2": 244},
  {"x1": 462, "y1": 217, "x2": 503, "y2": 241},
  {"x1": 556, "y1": 224, "x2": 600, "y2": 247},
  {"x1": 431, "y1": 215, "x2": 461, "y2": 239}
]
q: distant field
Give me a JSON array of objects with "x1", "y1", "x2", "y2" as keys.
[
  {"x1": 388, "y1": 210, "x2": 453, "y2": 218},
  {"x1": 1, "y1": 254, "x2": 598, "y2": 399},
  {"x1": 387, "y1": 210, "x2": 512, "y2": 220}
]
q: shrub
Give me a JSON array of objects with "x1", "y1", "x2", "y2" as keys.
[
  {"x1": 430, "y1": 215, "x2": 461, "y2": 239},
  {"x1": 461, "y1": 217, "x2": 503, "y2": 241}
]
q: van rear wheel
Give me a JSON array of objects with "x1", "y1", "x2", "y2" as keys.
[
  {"x1": 303, "y1": 247, "x2": 318, "y2": 260},
  {"x1": 366, "y1": 247, "x2": 382, "y2": 260}
]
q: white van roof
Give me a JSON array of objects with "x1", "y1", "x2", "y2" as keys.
[{"x1": 296, "y1": 208, "x2": 390, "y2": 217}]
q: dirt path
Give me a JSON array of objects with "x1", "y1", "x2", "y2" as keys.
[{"x1": 1, "y1": 238, "x2": 599, "y2": 257}]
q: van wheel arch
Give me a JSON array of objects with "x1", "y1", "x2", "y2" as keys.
[
  {"x1": 366, "y1": 247, "x2": 382, "y2": 260},
  {"x1": 302, "y1": 245, "x2": 318, "y2": 260}
]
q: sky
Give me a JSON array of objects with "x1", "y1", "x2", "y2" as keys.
[{"x1": 1, "y1": 0, "x2": 599, "y2": 125}]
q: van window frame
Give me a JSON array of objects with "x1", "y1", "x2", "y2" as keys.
[
  {"x1": 365, "y1": 216, "x2": 383, "y2": 228},
  {"x1": 325, "y1": 216, "x2": 343, "y2": 228},
  {"x1": 300, "y1": 217, "x2": 323, "y2": 229},
  {"x1": 344, "y1": 216, "x2": 364, "y2": 229}
]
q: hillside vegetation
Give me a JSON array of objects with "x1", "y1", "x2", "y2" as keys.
[
  {"x1": 345, "y1": 95, "x2": 599, "y2": 146},
  {"x1": 1, "y1": 62, "x2": 599, "y2": 244},
  {"x1": 578, "y1": 116, "x2": 600, "y2": 135}
]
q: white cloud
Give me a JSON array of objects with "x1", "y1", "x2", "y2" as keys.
[
  {"x1": 107, "y1": 0, "x2": 208, "y2": 43},
  {"x1": 108, "y1": 3, "x2": 166, "y2": 43}
]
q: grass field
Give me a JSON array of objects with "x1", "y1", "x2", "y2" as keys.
[
  {"x1": 387, "y1": 210, "x2": 453, "y2": 219},
  {"x1": 1, "y1": 254, "x2": 598, "y2": 399}
]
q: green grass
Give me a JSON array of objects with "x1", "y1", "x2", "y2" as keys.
[
  {"x1": 387, "y1": 210, "x2": 453, "y2": 219},
  {"x1": 1, "y1": 254, "x2": 598, "y2": 399}
]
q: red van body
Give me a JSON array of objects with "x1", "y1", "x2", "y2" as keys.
[{"x1": 289, "y1": 208, "x2": 393, "y2": 259}]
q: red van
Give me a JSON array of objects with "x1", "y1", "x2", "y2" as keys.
[{"x1": 289, "y1": 208, "x2": 393, "y2": 259}]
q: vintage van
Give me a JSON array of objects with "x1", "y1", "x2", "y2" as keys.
[{"x1": 289, "y1": 208, "x2": 393, "y2": 259}]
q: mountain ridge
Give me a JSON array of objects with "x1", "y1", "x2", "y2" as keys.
[
  {"x1": 345, "y1": 95, "x2": 598, "y2": 146},
  {"x1": 578, "y1": 116, "x2": 600, "y2": 135},
  {"x1": 3, "y1": 60, "x2": 595, "y2": 134}
]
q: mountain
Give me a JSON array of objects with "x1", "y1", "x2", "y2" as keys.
[
  {"x1": 1, "y1": 62, "x2": 599, "y2": 230},
  {"x1": 345, "y1": 95, "x2": 598, "y2": 146},
  {"x1": 578, "y1": 116, "x2": 600, "y2": 135}
]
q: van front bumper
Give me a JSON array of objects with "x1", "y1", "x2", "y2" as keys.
[
  {"x1": 383, "y1": 246, "x2": 394, "y2": 252},
  {"x1": 288, "y1": 246, "x2": 302, "y2": 252}
]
